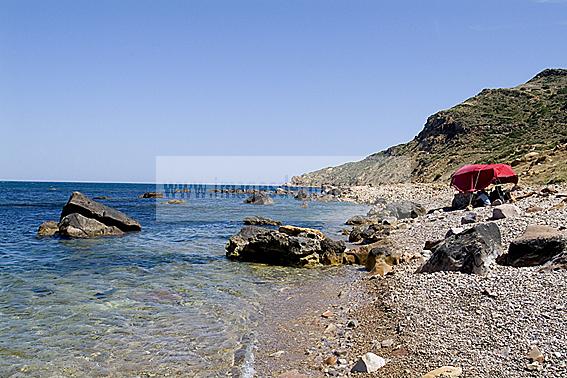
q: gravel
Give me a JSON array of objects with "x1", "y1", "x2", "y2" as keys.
[{"x1": 253, "y1": 184, "x2": 567, "y2": 377}]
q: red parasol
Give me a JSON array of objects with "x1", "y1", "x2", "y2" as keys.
[{"x1": 450, "y1": 164, "x2": 518, "y2": 193}]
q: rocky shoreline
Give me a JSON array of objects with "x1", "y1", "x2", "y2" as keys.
[{"x1": 248, "y1": 183, "x2": 567, "y2": 377}]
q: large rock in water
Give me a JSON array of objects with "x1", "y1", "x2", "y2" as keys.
[
  {"x1": 368, "y1": 200, "x2": 426, "y2": 220},
  {"x1": 419, "y1": 223, "x2": 502, "y2": 275},
  {"x1": 497, "y1": 225, "x2": 566, "y2": 267},
  {"x1": 225, "y1": 226, "x2": 345, "y2": 267},
  {"x1": 59, "y1": 213, "x2": 124, "y2": 238},
  {"x1": 243, "y1": 193, "x2": 274, "y2": 205},
  {"x1": 61, "y1": 192, "x2": 141, "y2": 231}
]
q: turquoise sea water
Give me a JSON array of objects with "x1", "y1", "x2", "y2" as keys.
[{"x1": 0, "y1": 182, "x2": 367, "y2": 377}]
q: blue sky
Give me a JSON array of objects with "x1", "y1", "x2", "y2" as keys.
[{"x1": 1, "y1": 0, "x2": 566, "y2": 183}]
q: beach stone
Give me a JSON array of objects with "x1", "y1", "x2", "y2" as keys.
[
  {"x1": 527, "y1": 345, "x2": 545, "y2": 363},
  {"x1": 491, "y1": 204, "x2": 520, "y2": 220},
  {"x1": 37, "y1": 221, "x2": 59, "y2": 237},
  {"x1": 368, "y1": 200, "x2": 426, "y2": 220},
  {"x1": 61, "y1": 192, "x2": 141, "y2": 232},
  {"x1": 461, "y1": 212, "x2": 477, "y2": 225},
  {"x1": 324, "y1": 356, "x2": 338, "y2": 365},
  {"x1": 140, "y1": 192, "x2": 163, "y2": 198},
  {"x1": 422, "y1": 366, "x2": 462, "y2": 377},
  {"x1": 277, "y1": 370, "x2": 308, "y2": 378},
  {"x1": 366, "y1": 245, "x2": 401, "y2": 272},
  {"x1": 452, "y1": 192, "x2": 473, "y2": 210},
  {"x1": 59, "y1": 213, "x2": 124, "y2": 238},
  {"x1": 419, "y1": 223, "x2": 502, "y2": 275},
  {"x1": 243, "y1": 192, "x2": 274, "y2": 205},
  {"x1": 351, "y1": 352, "x2": 386, "y2": 373},
  {"x1": 445, "y1": 227, "x2": 464, "y2": 238},
  {"x1": 243, "y1": 216, "x2": 281, "y2": 226},
  {"x1": 526, "y1": 206, "x2": 545, "y2": 213},
  {"x1": 498, "y1": 225, "x2": 566, "y2": 267},
  {"x1": 345, "y1": 241, "x2": 388, "y2": 266}
]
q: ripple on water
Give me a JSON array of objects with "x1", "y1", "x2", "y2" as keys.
[{"x1": 0, "y1": 182, "x2": 369, "y2": 376}]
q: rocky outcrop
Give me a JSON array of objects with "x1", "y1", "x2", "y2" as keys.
[
  {"x1": 61, "y1": 192, "x2": 141, "y2": 232},
  {"x1": 292, "y1": 69, "x2": 567, "y2": 186},
  {"x1": 419, "y1": 223, "x2": 502, "y2": 275},
  {"x1": 38, "y1": 192, "x2": 141, "y2": 238},
  {"x1": 225, "y1": 226, "x2": 345, "y2": 267},
  {"x1": 243, "y1": 216, "x2": 281, "y2": 226},
  {"x1": 243, "y1": 193, "x2": 274, "y2": 205},
  {"x1": 497, "y1": 225, "x2": 566, "y2": 267}
]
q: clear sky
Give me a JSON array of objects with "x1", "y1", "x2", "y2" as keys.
[{"x1": 1, "y1": 0, "x2": 566, "y2": 183}]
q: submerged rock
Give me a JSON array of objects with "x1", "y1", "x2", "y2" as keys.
[
  {"x1": 61, "y1": 192, "x2": 141, "y2": 232},
  {"x1": 37, "y1": 221, "x2": 59, "y2": 237},
  {"x1": 243, "y1": 216, "x2": 281, "y2": 226},
  {"x1": 225, "y1": 225, "x2": 345, "y2": 267},
  {"x1": 243, "y1": 192, "x2": 274, "y2": 205},
  {"x1": 419, "y1": 223, "x2": 502, "y2": 275},
  {"x1": 140, "y1": 192, "x2": 164, "y2": 198}
]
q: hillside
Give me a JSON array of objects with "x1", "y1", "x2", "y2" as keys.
[{"x1": 292, "y1": 69, "x2": 567, "y2": 186}]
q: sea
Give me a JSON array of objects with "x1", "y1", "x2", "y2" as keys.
[{"x1": 0, "y1": 181, "x2": 368, "y2": 377}]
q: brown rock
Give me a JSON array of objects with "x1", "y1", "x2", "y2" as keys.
[
  {"x1": 422, "y1": 366, "x2": 463, "y2": 377},
  {"x1": 527, "y1": 345, "x2": 545, "y2": 363},
  {"x1": 278, "y1": 225, "x2": 325, "y2": 240},
  {"x1": 277, "y1": 371, "x2": 308, "y2": 378},
  {"x1": 37, "y1": 221, "x2": 59, "y2": 237},
  {"x1": 321, "y1": 310, "x2": 333, "y2": 318},
  {"x1": 324, "y1": 356, "x2": 338, "y2": 365}
]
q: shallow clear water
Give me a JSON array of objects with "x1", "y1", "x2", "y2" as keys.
[{"x1": 0, "y1": 182, "x2": 367, "y2": 377}]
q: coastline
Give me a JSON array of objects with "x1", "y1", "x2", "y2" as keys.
[{"x1": 250, "y1": 183, "x2": 567, "y2": 377}]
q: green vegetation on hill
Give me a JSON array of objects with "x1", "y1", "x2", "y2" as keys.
[{"x1": 293, "y1": 69, "x2": 567, "y2": 186}]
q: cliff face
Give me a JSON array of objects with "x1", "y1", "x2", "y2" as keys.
[{"x1": 293, "y1": 69, "x2": 567, "y2": 186}]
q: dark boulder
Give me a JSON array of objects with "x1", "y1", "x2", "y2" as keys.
[
  {"x1": 59, "y1": 213, "x2": 124, "y2": 238},
  {"x1": 243, "y1": 216, "x2": 281, "y2": 226},
  {"x1": 497, "y1": 225, "x2": 566, "y2": 267},
  {"x1": 226, "y1": 225, "x2": 345, "y2": 267},
  {"x1": 419, "y1": 223, "x2": 502, "y2": 275},
  {"x1": 243, "y1": 193, "x2": 274, "y2": 205},
  {"x1": 61, "y1": 192, "x2": 142, "y2": 232}
]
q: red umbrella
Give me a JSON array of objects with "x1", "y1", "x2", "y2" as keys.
[{"x1": 450, "y1": 164, "x2": 518, "y2": 193}]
